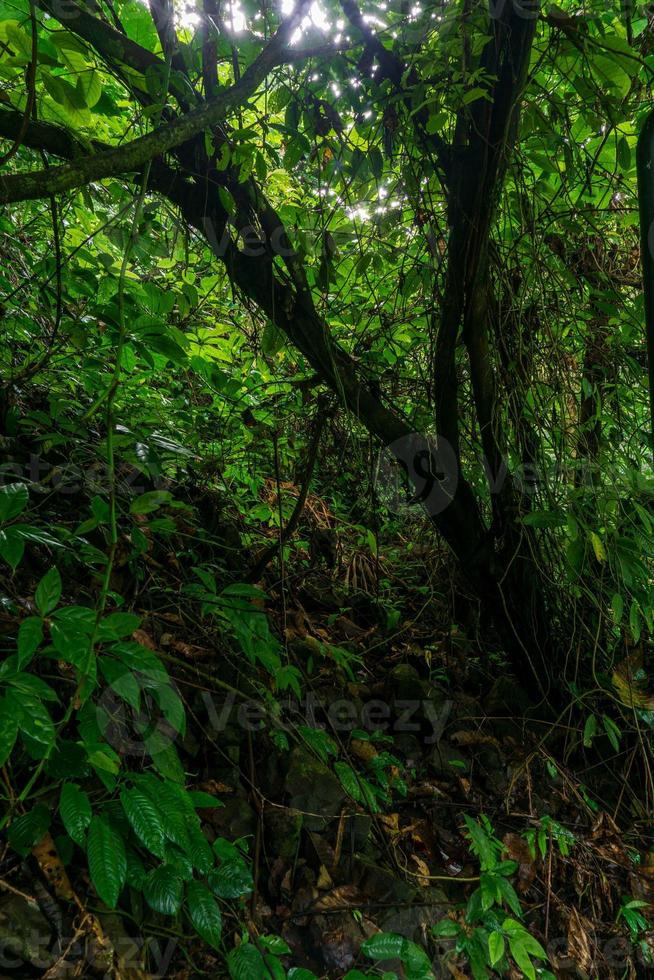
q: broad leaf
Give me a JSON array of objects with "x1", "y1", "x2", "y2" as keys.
[{"x1": 87, "y1": 816, "x2": 127, "y2": 908}]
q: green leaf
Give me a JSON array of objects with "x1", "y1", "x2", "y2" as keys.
[
  {"x1": 583, "y1": 713, "x2": 597, "y2": 748},
  {"x1": 462, "y1": 85, "x2": 489, "y2": 104},
  {"x1": 163, "y1": 844, "x2": 194, "y2": 880},
  {"x1": 208, "y1": 858, "x2": 254, "y2": 898},
  {"x1": 507, "y1": 935, "x2": 536, "y2": 980},
  {"x1": 188, "y1": 790, "x2": 224, "y2": 809},
  {"x1": 362, "y1": 933, "x2": 435, "y2": 979},
  {"x1": 185, "y1": 821, "x2": 214, "y2": 873},
  {"x1": 432, "y1": 918, "x2": 460, "y2": 937},
  {"x1": 8, "y1": 804, "x2": 51, "y2": 854},
  {"x1": 0, "y1": 696, "x2": 20, "y2": 765},
  {"x1": 87, "y1": 816, "x2": 127, "y2": 908},
  {"x1": 227, "y1": 943, "x2": 266, "y2": 979},
  {"x1": 260, "y1": 936, "x2": 291, "y2": 955},
  {"x1": 0, "y1": 482, "x2": 28, "y2": 522},
  {"x1": 130, "y1": 491, "x2": 172, "y2": 515},
  {"x1": 497, "y1": 875, "x2": 522, "y2": 917},
  {"x1": 97, "y1": 612, "x2": 141, "y2": 640},
  {"x1": 0, "y1": 527, "x2": 25, "y2": 569},
  {"x1": 602, "y1": 714, "x2": 621, "y2": 751},
  {"x1": 120, "y1": 787, "x2": 166, "y2": 858},
  {"x1": 35, "y1": 567, "x2": 62, "y2": 616},
  {"x1": 143, "y1": 865, "x2": 184, "y2": 915},
  {"x1": 78, "y1": 68, "x2": 102, "y2": 107},
  {"x1": 60, "y1": 783, "x2": 92, "y2": 845},
  {"x1": 617, "y1": 135, "x2": 631, "y2": 171},
  {"x1": 369, "y1": 146, "x2": 383, "y2": 179},
  {"x1": 463, "y1": 814, "x2": 498, "y2": 871},
  {"x1": 261, "y1": 322, "x2": 286, "y2": 356},
  {"x1": 488, "y1": 931, "x2": 505, "y2": 967},
  {"x1": 218, "y1": 186, "x2": 236, "y2": 216},
  {"x1": 15, "y1": 694, "x2": 55, "y2": 748},
  {"x1": 611, "y1": 593, "x2": 624, "y2": 624},
  {"x1": 334, "y1": 761, "x2": 363, "y2": 803},
  {"x1": 17, "y1": 617, "x2": 43, "y2": 669},
  {"x1": 186, "y1": 880, "x2": 222, "y2": 948},
  {"x1": 125, "y1": 846, "x2": 147, "y2": 889},
  {"x1": 297, "y1": 725, "x2": 338, "y2": 764},
  {"x1": 361, "y1": 932, "x2": 406, "y2": 960}
]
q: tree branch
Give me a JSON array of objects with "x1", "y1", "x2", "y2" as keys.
[
  {"x1": 338, "y1": 0, "x2": 451, "y2": 177},
  {"x1": 0, "y1": 1, "x2": 309, "y2": 205}
]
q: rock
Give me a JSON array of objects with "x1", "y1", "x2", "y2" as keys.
[
  {"x1": 389, "y1": 663, "x2": 424, "y2": 701},
  {"x1": 265, "y1": 807, "x2": 303, "y2": 860},
  {"x1": 393, "y1": 733, "x2": 422, "y2": 766},
  {"x1": 430, "y1": 740, "x2": 469, "y2": 777},
  {"x1": 0, "y1": 892, "x2": 53, "y2": 969},
  {"x1": 378, "y1": 884, "x2": 448, "y2": 944},
  {"x1": 354, "y1": 860, "x2": 418, "y2": 906},
  {"x1": 208, "y1": 795, "x2": 257, "y2": 840},
  {"x1": 485, "y1": 676, "x2": 530, "y2": 716},
  {"x1": 285, "y1": 747, "x2": 346, "y2": 831}
]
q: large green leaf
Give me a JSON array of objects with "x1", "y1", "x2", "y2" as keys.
[
  {"x1": 8, "y1": 804, "x2": 51, "y2": 855},
  {"x1": 120, "y1": 786, "x2": 166, "y2": 858},
  {"x1": 207, "y1": 858, "x2": 253, "y2": 899},
  {"x1": 17, "y1": 617, "x2": 43, "y2": 669},
  {"x1": 87, "y1": 816, "x2": 127, "y2": 908},
  {"x1": 0, "y1": 696, "x2": 20, "y2": 765},
  {"x1": 0, "y1": 483, "x2": 28, "y2": 522},
  {"x1": 186, "y1": 881, "x2": 222, "y2": 948},
  {"x1": 60, "y1": 782, "x2": 92, "y2": 845},
  {"x1": 227, "y1": 943, "x2": 267, "y2": 980},
  {"x1": 35, "y1": 567, "x2": 62, "y2": 616},
  {"x1": 143, "y1": 865, "x2": 184, "y2": 915}
]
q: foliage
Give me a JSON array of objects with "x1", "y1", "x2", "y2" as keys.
[
  {"x1": 434, "y1": 817, "x2": 553, "y2": 980},
  {"x1": 1, "y1": 0, "x2": 654, "y2": 973}
]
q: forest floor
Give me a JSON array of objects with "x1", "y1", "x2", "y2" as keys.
[{"x1": 1, "y1": 471, "x2": 653, "y2": 979}]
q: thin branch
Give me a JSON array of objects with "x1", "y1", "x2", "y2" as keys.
[
  {"x1": 246, "y1": 411, "x2": 327, "y2": 582},
  {"x1": 0, "y1": 0, "x2": 38, "y2": 166},
  {"x1": 0, "y1": 0, "x2": 309, "y2": 205},
  {"x1": 338, "y1": 0, "x2": 451, "y2": 178}
]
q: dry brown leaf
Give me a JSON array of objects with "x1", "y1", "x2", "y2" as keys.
[
  {"x1": 32, "y1": 832, "x2": 75, "y2": 901},
  {"x1": 316, "y1": 864, "x2": 333, "y2": 890},
  {"x1": 567, "y1": 906, "x2": 594, "y2": 977},
  {"x1": 350, "y1": 739, "x2": 378, "y2": 765},
  {"x1": 377, "y1": 812, "x2": 400, "y2": 832},
  {"x1": 312, "y1": 884, "x2": 364, "y2": 912},
  {"x1": 196, "y1": 778, "x2": 234, "y2": 796},
  {"x1": 503, "y1": 832, "x2": 536, "y2": 891},
  {"x1": 446, "y1": 963, "x2": 469, "y2": 979},
  {"x1": 131, "y1": 628, "x2": 157, "y2": 650},
  {"x1": 308, "y1": 830, "x2": 335, "y2": 868},
  {"x1": 410, "y1": 854, "x2": 431, "y2": 887},
  {"x1": 450, "y1": 729, "x2": 499, "y2": 748}
]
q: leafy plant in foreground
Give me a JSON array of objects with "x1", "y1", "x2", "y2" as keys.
[{"x1": 433, "y1": 816, "x2": 553, "y2": 980}]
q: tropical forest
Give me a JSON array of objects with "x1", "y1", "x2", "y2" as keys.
[{"x1": 0, "y1": 0, "x2": 653, "y2": 975}]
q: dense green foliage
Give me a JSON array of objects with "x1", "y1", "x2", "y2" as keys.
[{"x1": 1, "y1": 0, "x2": 654, "y2": 975}]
